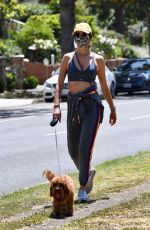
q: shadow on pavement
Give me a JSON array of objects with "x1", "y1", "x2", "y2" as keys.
[
  {"x1": 0, "y1": 92, "x2": 149, "y2": 119},
  {"x1": 0, "y1": 107, "x2": 52, "y2": 119}
]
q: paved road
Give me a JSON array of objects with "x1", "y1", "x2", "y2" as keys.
[{"x1": 0, "y1": 94, "x2": 150, "y2": 195}]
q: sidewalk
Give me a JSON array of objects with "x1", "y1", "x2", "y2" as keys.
[
  {"x1": 0, "y1": 98, "x2": 35, "y2": 109},
  {"x1": 0, "y1": 85, "x2": 44, "y2": 109}
]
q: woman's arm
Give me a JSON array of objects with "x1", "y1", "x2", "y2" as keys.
[
  {"x1": 97, "y1": 56, "x2": 117, "y2": 125},
  {"x1": 54, "y1": 54, "x2": 69, "y2": 105},
  {"x1": 53, "y1": 54, "x2": 69, "y2": 121}
]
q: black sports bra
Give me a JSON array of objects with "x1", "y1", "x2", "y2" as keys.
[{"x1": 67, "y1": 52, "x2": 97, "y2": 83}]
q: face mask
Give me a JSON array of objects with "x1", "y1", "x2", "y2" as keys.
[{"x1": 74, "y1": 35, "x2": 90, "y2": 47}]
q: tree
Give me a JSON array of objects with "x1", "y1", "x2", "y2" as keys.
[
  {"x1": 38, "y1": 0, "x2": 52, "y2": 3},
  {"x1": 135, "y1": 0, "x2": 150, "y2": 55},
  {"x1": 112, "y1": 0, "x2": 150, "y2": 54},
  {"x1": 59, "y1": 0, "x2": 75, "y2": 57},
  {"x1": 0, "y1": 0, "x2": 19, "y2": 38}
]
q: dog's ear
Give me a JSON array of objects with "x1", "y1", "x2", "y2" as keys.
[{"x1": 43, "y1": 170, "x2": 55, "y2": 181}]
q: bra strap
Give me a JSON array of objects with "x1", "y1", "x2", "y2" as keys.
[{"x1": 75, "y1": 52, "x2": 83, "y2": 71}]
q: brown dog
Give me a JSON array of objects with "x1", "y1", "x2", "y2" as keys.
[{"x1": 43, "y1": 170, "x2": 75, "y2": 218}]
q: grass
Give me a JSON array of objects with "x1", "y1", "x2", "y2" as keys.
[
  {"x1": 0, "y1": 183, "x2": 49, "y2": 218},
  {"x1": 92, "y1": 151, "x2": 150, "y2": 200},
  {"x1": 57, "y1": 192, "x2": 150, "y2": 230},
  {"x1": 0, "y1": 151, "x2": 150, "y2": 230}
]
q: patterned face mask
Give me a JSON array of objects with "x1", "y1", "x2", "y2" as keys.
[{"x1": 74, "y1": 34, "x2": 90, "y2": 47}]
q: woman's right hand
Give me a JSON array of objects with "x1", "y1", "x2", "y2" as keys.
[{"x1": 53, "y1": 106, "x2": 61, "y2": 122}]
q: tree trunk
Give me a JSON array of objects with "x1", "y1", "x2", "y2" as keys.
[
  {"x1": 0, "y1": 19, "x2": 8, "y2": 39},
  {"x1": 114, "y1": 3, "x2": 125, "y2": 33},
  {"x1": 148, "y1": 12, "x2": 150, "y2": 56},
  {"x1": 60, "y1": 0, "x2": 75, "y2": 57},
  {"x1": 0, "y1": 57, "x2": 6, "y2": 92}
]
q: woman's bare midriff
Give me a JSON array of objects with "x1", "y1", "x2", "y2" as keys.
[{"x1": 68, "y1": 81, "x2": 92, "y2": 94}]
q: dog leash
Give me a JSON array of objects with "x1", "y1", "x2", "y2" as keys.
[
  {"x1": 54, "y1": 127, "x2": 61, "y2": 174},
  {"x1": 50, "y1": 117, "x2": 61, "y2": 174}
]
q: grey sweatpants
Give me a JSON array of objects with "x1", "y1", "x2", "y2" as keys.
[{"x1": 67, "y1": 97, "x2": 101, "y2": 186}]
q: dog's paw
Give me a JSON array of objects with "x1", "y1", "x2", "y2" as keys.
[{"x1": 51, "y1": 212, "x2": 65, "y2": 219}]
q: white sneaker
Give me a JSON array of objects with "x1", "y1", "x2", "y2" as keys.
[
  {"x1": 78, "y1": 188, "x2": 90, "y2": 202},
  {"x1": 86, "y1": 168, "x2": 96, "y2": 194}
]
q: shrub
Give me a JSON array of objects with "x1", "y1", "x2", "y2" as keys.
[
  {"x1": 142, "y1": 29, "x2": 148, "y2": 46},
  {"x1": 120, "y1": 43, "x2": 137, "y2": 58},
  {"x1": 33, "y1": 38, "x2": 60, "y2": 62},
  {"x1": 96, "y1": 34, "x2": 120, "y2": 58},
  {"x1": 127, "y1": 23, "x2": 144, "y2": 46},
  {"x1": 16, "y1": 14, "x2": 61, "y2": 62},
  {"x1": 17, "y1": 0, "x2": 60, "y2": 22},
  {"x1": 23, "y1": 76, "x2": 39, "y2": 89},
  {"x1": 5, "y1": 72, "x2": 16, "y2": 91},
  {"x1": 0, "y1": 40, "x2": 7, "y2": 55},
  {"x1": 0, "y1": 77, "x2": 5, "y2": 93},
  {"x1": 0, "y1": 39, "x2": 23, "y2": 56},
  {"x1": 93, "y1": 29, "x2": 137, "y2": 59},
  {"x1": 17, "y1": 2, "x2": 52, "y2": 22}
]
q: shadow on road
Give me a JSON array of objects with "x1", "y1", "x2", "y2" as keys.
[
  {"x1": 0, "y1": 107, "x2": 52, "y2": 119},
  {"x1": 0, "y1": 92, "x2": 149, "y2": 119}
]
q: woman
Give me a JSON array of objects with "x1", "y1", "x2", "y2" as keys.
[{"x1": 53, "y1": 22, "x2": 117, "y2": 202}]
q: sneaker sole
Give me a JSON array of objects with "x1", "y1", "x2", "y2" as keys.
[{"x1": 86, "y1": 169, "x2": 96, "y2": 194}]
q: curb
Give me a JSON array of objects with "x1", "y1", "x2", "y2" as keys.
[{"x1": 32, "y1": 97, "x2": 44, "y2": 104}]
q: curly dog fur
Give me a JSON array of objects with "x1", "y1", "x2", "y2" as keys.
[{"x1": 43, "y1": 170, "x2": 75, "y2": 218}]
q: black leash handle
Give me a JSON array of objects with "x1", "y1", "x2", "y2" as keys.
[{"x1": 50, "y1": 117, "x2": 59, "y2": 127}]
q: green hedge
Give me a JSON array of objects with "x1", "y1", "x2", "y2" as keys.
[
  {"x1": 5, "y1": 72, "x2": 16, "y2": 91},
  {"x1": 23, "y1": 76, "x2": 39, "y2": 89}
]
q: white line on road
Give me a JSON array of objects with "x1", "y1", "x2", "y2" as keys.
[
  {"x1": 130, "y1": 115, "x2": 150, "y2": 120},
  {"x1": 0, "y1": 116, "x2": 37, "y2": 123},
  {"x1": 108, "y1": 99, "x2": 150, "y2": 107},
  {"x1": 47, "y1": 130, "x2": 67, "y2": 136}
]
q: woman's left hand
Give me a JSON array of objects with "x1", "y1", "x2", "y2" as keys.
[{"x1": 109, "y1": 108, "x2": 117, "y2": 126}]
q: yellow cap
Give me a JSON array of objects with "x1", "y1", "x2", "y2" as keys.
[{"x1": 73, "y1": 22, "x2": 92, "y2": 34}]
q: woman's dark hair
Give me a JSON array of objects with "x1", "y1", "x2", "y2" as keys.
[{"x1": 89, "y1": 33, "x2": 92, "y2": 39}]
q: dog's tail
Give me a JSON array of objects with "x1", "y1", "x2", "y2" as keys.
[{"x1": 43, "y1": 170, "x2": 55, "y2": 181}]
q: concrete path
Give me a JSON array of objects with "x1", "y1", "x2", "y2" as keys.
[{"x1": 22, "y1": 181, "x2": 150, "y2": 230}]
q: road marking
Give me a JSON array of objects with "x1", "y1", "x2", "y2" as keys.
[
  {"x1": 61, "y1": 110, "x2": 67, "y2": 113},
  {"x1": 130, "y1": 115, "x2": 150, "y2": 120},
  {"x1": 107, "y1": 99, "x2": 149, "y2": 106},
  {"x1": 47, "y1": 130, "x2": 67, "y2": 136},
  {"x1": 0, "y1": 116, "x2": 36, "y2": 123},
  {"x1": 101, "y1": 99, "x2": 150, "y2": 110}
]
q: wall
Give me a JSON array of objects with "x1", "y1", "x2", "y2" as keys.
[
  {"x1": 23, "y1": 60, "x2": 60, "y2": 84},
  {"x1": 0, "y1": 56, "x2": 125, "y2": 90}
]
